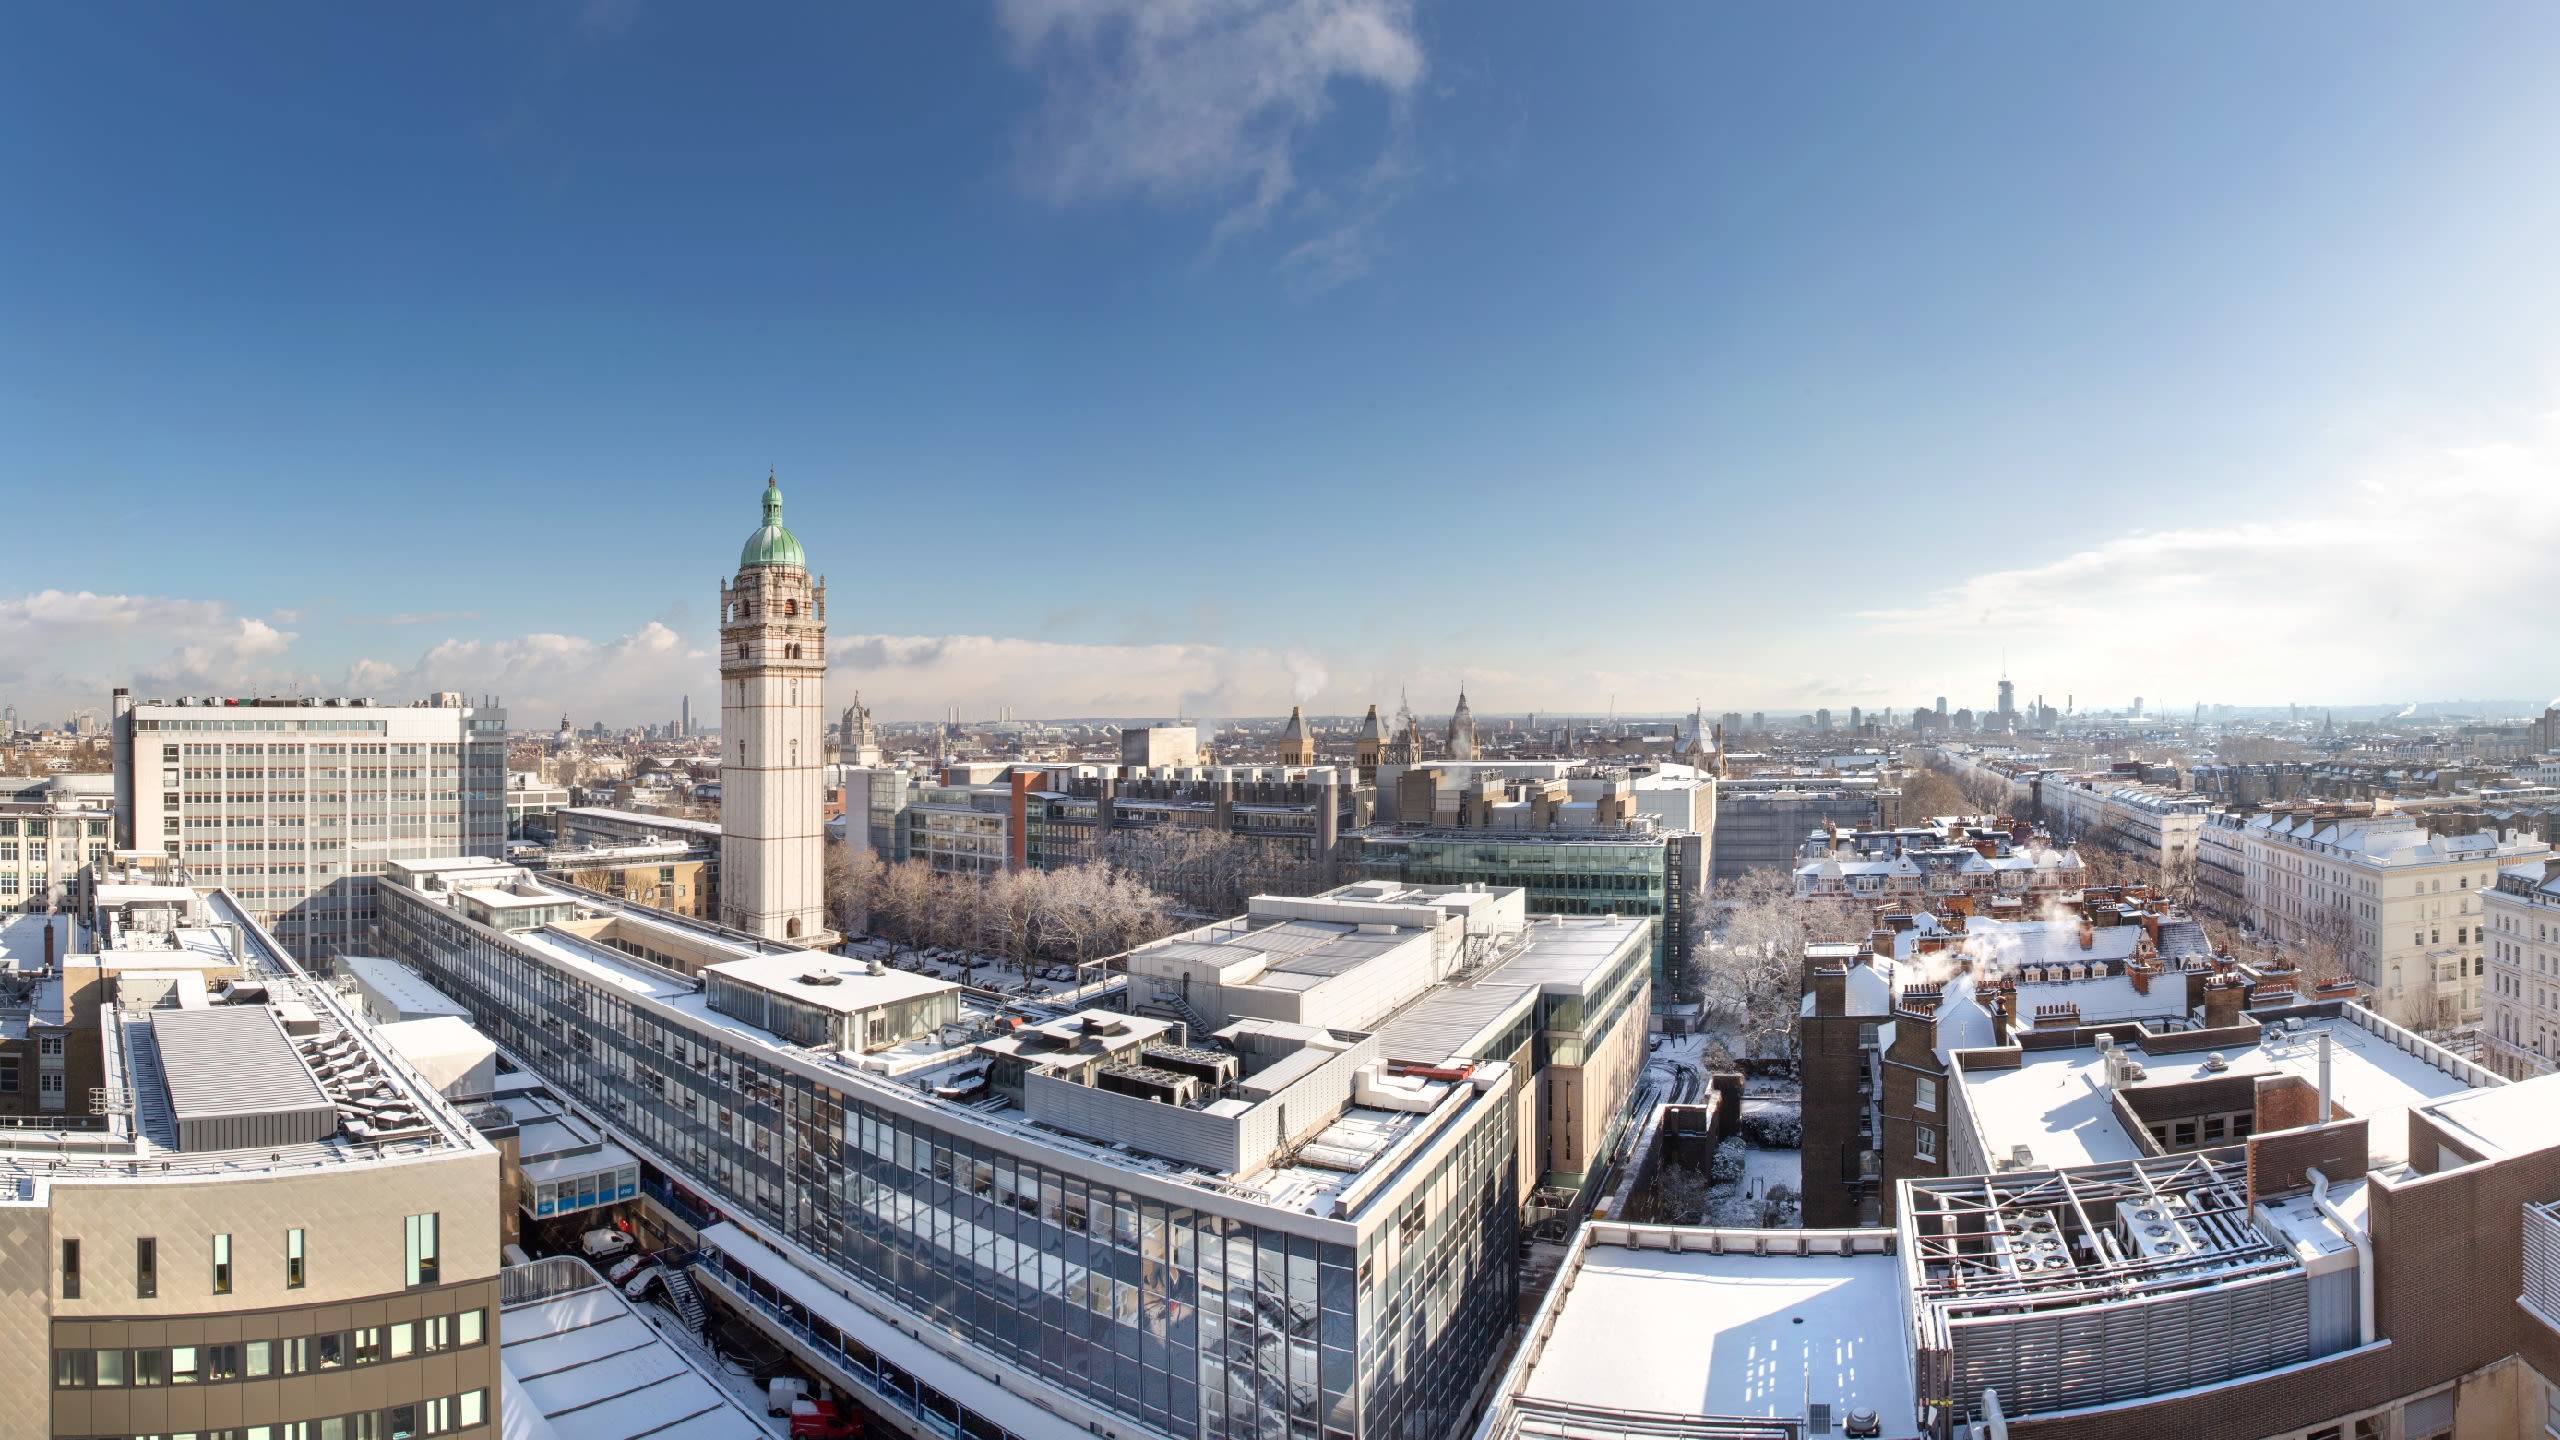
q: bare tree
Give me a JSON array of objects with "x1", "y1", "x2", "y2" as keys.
[
  {"x1": 1105, "y1": 825, "x2": 1268, "y2": 918},
  {"x1": 2292, "y1": 900, "x2": 2360, "y2": 989},
  {"x1": 980, "y1": 868, "x2": 1045, "y2": 989},
  {"x1": 874, "y1": 860, "x2": 937, "y2": 960},
  {"x1": 1897, "y1": 769, "x2": 1968, "y2": 819},
  {"x1": 1695, "y1": 869, "x2": 1865, "y2": 1065},
  {"x1": 828, "y1": 844, "x2": 885, "y2": 939}
]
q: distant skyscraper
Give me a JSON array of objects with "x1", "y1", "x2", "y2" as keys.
[
  {"x1": 1936, "y1": 696, "x2": 1949, "y2": 717},
  {"x1": 680, "y1": 693, "x2": 690, "y2": 736},
  {"x1": 1997, "y1": 678, "x2": 2015, "y2": 720},
  {"x1": 719, "y1": 475, "x2": 829, "y2": 945}
]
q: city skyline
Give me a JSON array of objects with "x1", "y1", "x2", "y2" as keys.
[{"x1": 9, "y1": 5, "x2": 2560, "y2": 723}]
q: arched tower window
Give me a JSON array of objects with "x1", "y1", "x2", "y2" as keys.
[
  {"x1": 736, "y1": 643, "x2": 749, "y2": 660},
  {"x1": 786, "y1": 599, "x2": 798, "y2": 618}
]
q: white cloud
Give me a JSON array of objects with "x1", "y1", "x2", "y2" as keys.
[
  {"x1": 349, "y1": 622, "x2": 712, "y2": 727},
  {"x1": 0, "y1": 591, "x2": 305, "y2": 720},
  {"x1": 997, "y1": 0, "x2": 1425, "y2": 287},
  {"x1": 835, "y1": 632, "x2": 1304, "y2": 718},
  {"x1": 1852, "y1": 412, "x2": 2560, "y2": 704}
]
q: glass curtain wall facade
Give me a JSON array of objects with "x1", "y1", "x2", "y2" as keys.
[
  {"x1": 380, "y1": 889, "x2": 1520, "y2": 1440},
  {"x1": 1394, "y1": 837, "x2": 1671, "y2": 991}
]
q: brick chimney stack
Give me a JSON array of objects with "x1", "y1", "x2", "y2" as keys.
[{"x1": 2203, "y1": 976, "x2": 2244, "y2": 1030}]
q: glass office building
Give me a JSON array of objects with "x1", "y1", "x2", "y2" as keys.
[
  {"x1": 378, "y1": 862, "x2": 1522, "y2": 1440},
  {"x1": 1377, "y1": 834, "x2": 1688, "y2": 996}
]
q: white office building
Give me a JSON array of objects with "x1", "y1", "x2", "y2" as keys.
[
  {"x1": 2244, "y1": 811, "x2": 2550, "y2": 1033},
  {"x1": 112, "y1": 689, "x2": 506, "y2": 958}
]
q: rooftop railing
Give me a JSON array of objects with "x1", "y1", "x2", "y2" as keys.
[{"x1": 500, "y1": 1254, "x2": 604, "y2": 1307}]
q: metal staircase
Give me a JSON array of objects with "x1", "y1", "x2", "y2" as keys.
[
  {"x1": 663, "y1": 1259, "x2": 709, "y2": 1337},
  {"x1": 1136, "y1": 989, "x2": 1219, "y2": 1041}
]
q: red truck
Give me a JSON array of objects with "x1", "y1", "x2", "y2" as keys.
[{"x1": 788, "y1": 1397, "x2": 865, "y2": 1439}]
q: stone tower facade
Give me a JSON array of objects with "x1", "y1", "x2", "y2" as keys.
[
  {"x1": 1276, "y1": 706, "x2": 1316, "y2": 766},
  {"x1": 1443, "y1": 688, "x2": 1479, "y2": 760},
  {"x1": 719, "y1": 476, "x2": 832, "y2": 946}
]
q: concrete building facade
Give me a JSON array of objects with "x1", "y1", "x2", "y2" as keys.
[
  {"x1": 2484, "y1": 857, "x2": 2560, "y2": 1080},
  {"x1": 111, "y1": 691, "x2": 507, "y2": 959},
  {"x1": 2, "y1": 776, "x2": 113, "y2": 913},
  {"x1": 2244, "y1": 811, "x2": 2549, "y2": 1033}
]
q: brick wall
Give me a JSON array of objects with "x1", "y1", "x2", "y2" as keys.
[
  {"x1": 2245, "y1": 1118, "x2": 2368, "y2": 1206},
  {"x1": 1797, "y1": 1011, "x2": 1870, "y2": 1228}
]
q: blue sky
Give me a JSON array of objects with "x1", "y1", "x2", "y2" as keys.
[{"x1": 6, "y1": 2, "x2": 2560, "y2": 726}]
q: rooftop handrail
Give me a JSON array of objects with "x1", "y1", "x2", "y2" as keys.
[{"x1": 500, "y1": 1254, "x2": 605, "y2": 1307}]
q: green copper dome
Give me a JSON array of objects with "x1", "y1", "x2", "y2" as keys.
[{"x1": 739, "y1": 474, "x2": 807, "y2": 569}]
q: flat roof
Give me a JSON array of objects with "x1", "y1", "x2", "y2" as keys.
[
  {"x1": 151, "y1": 1005, "x2": 333, "y2": 1126},
  {"x1": 1957, "y1": 1051, "x2": 2146, "y2": 1169},
  {"x1": 558, "y1": 806, "x2": 723, "y2": 836},
  {"x1": 705, "y1": 953, "x2": 959, "y2": 1013},
  {"x1": 2419, "y1": 1071, "x2": 2560, "y2": 1160},
  {"x1": 1961, "y1": 1014, "x2": 2481, "y2": 1169},
  {"x1": 1517, "y1": 1239, "x2": 1915, "y2": 1435},
  {"x1": 340, "y1": 956, "x2": 471, "y2": 1016}
]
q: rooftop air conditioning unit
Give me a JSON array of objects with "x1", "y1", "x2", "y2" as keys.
[{"x1": 2202, "y1": 1051, "x2": 2229, "y2": 1072}]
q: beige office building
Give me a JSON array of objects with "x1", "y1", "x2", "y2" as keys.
[{"x1": 0, "y1": 872, "x2": 502, "y2": 1439}]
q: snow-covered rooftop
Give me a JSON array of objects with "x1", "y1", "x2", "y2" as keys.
[
  {"x1": 1508, "y1": 1233, "x2": 1914, "y2": 1436},
  {"x1": 1960, "y1": 1012, "x2": 2484, "y2": 1169},
  {"x1": 498, "y1": 1260, "x2": 764, "y2": 1440}
]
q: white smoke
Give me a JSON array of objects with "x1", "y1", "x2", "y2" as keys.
[{"x1": 1283, "y1": 647, "x2": 1329, "y2": 706}]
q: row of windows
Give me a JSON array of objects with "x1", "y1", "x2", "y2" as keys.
[
  {"x1": 60, "y1": 1216, "x2": 431, "y2": 1301},
  {"x1": 383, "y1": 885, "x2": 1525, "y2": 1440},
  {"x1": 0, "y1": 818, "x2": 108, "y2": 837},
  {"x1": 64, "y1": 1385, "x2": 485, "y2": 1439},
  {"x1": 53, "y1": 1306, "x2": 484, "y2": 1388}
]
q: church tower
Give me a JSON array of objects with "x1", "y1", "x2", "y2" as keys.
[
  {"x1": 1443, "y1": 687, "x2": 1479, "y2": 761},
  {"x1": 719, "y1": 474, "x2": 833, "y2": 946},
  {"x1": 1276, "y1": 706, "x2": 1316, "y2": 766}
]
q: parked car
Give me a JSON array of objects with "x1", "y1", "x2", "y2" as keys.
[{"x1": 581, "y1": 1227, "x2": 634, "y2": 1261}]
